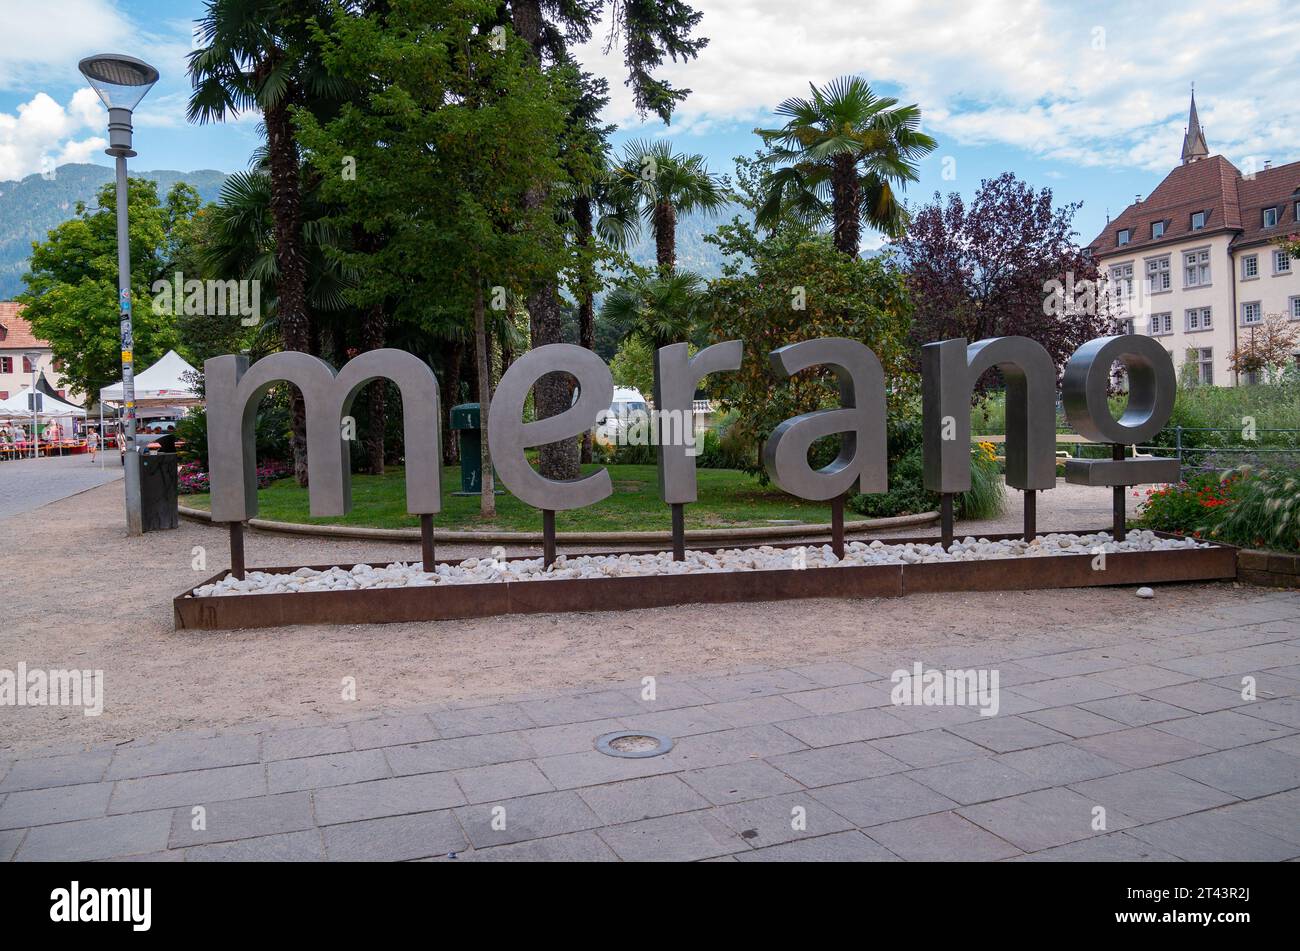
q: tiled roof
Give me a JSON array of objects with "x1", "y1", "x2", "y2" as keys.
[
  {"x1": 1235, "y1": 160, "x2": 1300, "y2": 248},
  {"x1": 1092, "y1": 155, "x2": 1300, "y2": 256},
  {"x1": 0, "y1": 302, "x2": 51, "y2": 351}
]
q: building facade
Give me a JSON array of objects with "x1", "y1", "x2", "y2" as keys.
[
  {"x1": 0, "y1": 302, "x2": 78, "y2": 403},
  {"x1": 1090, "y1": 91, "x2": 1300, "y2": 386}
]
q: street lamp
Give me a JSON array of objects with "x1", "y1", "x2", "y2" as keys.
[
  {"x1": 24, "y1": 351, "x2": 42, "y2": 459},
  {"x1": 79, "y1": 53, "x2": 158, "y2": 535}
]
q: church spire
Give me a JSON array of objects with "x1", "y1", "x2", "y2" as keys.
[{"x1": 1181, "y1": 85, "x2": 1208, "y2": 164}]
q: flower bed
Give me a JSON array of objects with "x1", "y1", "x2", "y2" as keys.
[
  {"x1": 179, "y1": 460, "x2": 290, "y2": 495},
  {"x1": 1137, "y1": 465, "x2": 1300, "y2": 554}
]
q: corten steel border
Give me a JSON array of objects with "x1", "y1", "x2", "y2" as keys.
[{"x1": 173, "y1": 530, "x2": 1238, "y2": 631}]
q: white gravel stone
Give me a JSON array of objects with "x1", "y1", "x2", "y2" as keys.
[{"x1": 187, "y1": 530, "x2": 1208, "y2": 598}]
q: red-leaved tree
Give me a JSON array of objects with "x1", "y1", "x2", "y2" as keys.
[{"x1": 893, "y1": 172, "x2": 1106, "y2": 391}]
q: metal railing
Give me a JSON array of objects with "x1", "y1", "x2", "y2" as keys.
[{"x1": 1134, "y1": 425, "x2": 1300, "y2": 477}]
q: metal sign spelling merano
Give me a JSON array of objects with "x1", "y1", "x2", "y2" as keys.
[{"x1": 205, "y1": 333, "x2": 1180, "y2": 565}]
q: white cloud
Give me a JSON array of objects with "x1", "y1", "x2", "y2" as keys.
[
  {"x1": 0, "y1": 0, "x2": 134, "y2": 89},
  {"x1": 576, "y1": 0, "x2": 1300, "y2": 172},
  {"x1": 0, "y1": 88, "x2": 106, "y2": 180}
]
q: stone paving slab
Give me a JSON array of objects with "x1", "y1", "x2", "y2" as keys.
[{"x1": 3, "y1": 589, "x2": 1299, "y2": 861}]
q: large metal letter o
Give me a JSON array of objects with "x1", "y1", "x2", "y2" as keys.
[{"x1": 1062, "y1": 335, "x2": 1176, "y2": 444}]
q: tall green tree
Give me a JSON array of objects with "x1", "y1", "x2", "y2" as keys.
[
  {"x1": 613, "y1": 138, "x2": 727, "y2": 271},
  {"x1": 19, "y1": 179, "x2": 193, "y2": 401},
  {"x1": 188, "y1": 0, "x2": 345, "y2": 485},
  {"x1": 296, "y1": 0, "x2": 569, "y2": 517},
  {"x1": 501, "y1": 0, "x2": 708, "y2": 481},
  {"x1": 754, "y1": 76, "x2": 937, "y2": 256}
]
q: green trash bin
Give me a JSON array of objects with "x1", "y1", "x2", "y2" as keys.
[{"x1": 450, "y1": 402, "x2": 486, "y2": 495}]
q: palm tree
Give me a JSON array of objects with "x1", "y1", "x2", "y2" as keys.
[
  {"x1": 613, "y1": 139, "x2": 728, "y2": 272},
  {"x1": 187, "y1": 0, "x2": 343, "y2": 484},
  {"x1": 567, "y1": 159, "x2": 638, "y2": 461},
  {"x1": 600, "y1": 270, "x2": 708, "y2": 352},
  {"x1": 754, "y1": 75, "x2": 937, "y2": 257}
]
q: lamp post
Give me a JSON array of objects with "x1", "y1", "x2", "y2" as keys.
[
  {"x1": 25, "y1": 351, "x2": 41, "y2": 458},
  {"x1": 78, "y1": 53, "x2": 158, "y2": 535}
]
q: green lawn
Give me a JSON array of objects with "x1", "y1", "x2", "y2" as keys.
[{"x1": 185, "y1": 464, "x2": 839, "y2": 532}]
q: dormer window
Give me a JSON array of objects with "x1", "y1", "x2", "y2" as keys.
[
  {"x1": 1191, "y1": 211, "x2": 1207, "y2": 230},
  {"x1": 1151, "y1": 220, "x2": 1165, "y2": 239},
  {"x1": 1117, "y1": 229, "x2": 1130, "y2": 246},
  {"x1": 1263, "y1": 207, "x2": 1279, "y2": 228}
]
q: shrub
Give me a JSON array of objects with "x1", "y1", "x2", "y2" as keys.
[
  {"x1": 1133, "y1": 465, "x2": 1300, "y2": 554},
  {"x1": 1134, "y1": 471, "x2": 1238, "y2": 537},
  {"x1": 847, "y1": 440, "x2": 1006, "y2": 520},
  {"x1": 609, "y1": 440, "x2": 657, "y2": 466},
  {"x1": 177, "y1": 459, "x2": 291, "y2": 496},
  {"x1": 1210, "y1": 466, "x2": 1300, "y2": 554},
  {"x1": 961, "y1": 442, "x2": 1006, "y2": 520},
  {"x1": 173, "y1": 398, "x2": 292, "y2": 471}
]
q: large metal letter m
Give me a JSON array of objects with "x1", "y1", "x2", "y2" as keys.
[{"x1": 205, "y1": 350, "x2": 441, "y2": 522}]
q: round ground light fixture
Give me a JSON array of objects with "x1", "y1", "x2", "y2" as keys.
[{"x1": 595, "y1": 730, "x2": 674, "y2": 758}]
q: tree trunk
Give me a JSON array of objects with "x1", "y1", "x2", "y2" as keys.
[
  {"x1": 443, "y1": 337, "x2": 462, "y2": 466},
  {"x1": 511, "y1": 0, "x2": 578, "y2": 481},
  {"x1": 654, "y1": 200, "x2": 677, "y2": 272},
  {"x1": 265, "y1": 99, "x2": 312, "y2": 485},
  {"x1": 500, "y1": 318, "x2": 514, "y2": 372},
  {"x1": 575, "y1": 194, "x2": 596, "y2": 464},
  {"x1": 473, "y1": 282, "x2": 496, "y2": 517},
  {"x1": 511, "y1": 0, "x2": 544, "y2": 56},
  {"x1": 830, "y1": 154, "x2": 862, "y2": 257},
  {"x1": 362, "y1": 302, "x2": 386, "y2": 475}
]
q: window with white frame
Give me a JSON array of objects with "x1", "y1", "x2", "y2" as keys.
[
  {"x1": 1241, "y1": 301, "x2": 1262, "y2": 325},
  {"x1": 1276, "y1": 249, "x2": 1293, "y2": 274},
  {"x1": 1117, "y1": 229, "x2": 1130, "y2": 246},
  {"x1": 1263, "y1": 207, "x2": 1279, "y2": 228},
  {"x1": 1291, "y1": 296, "x2": 1300, "y2": 320},
  {"x1": 1149, "y1": 312, "x2": 1173, "y2": 335},
  {"x1": 1197, "y1": 348, "x2": 1214, "y2": 385},
  {"x1": 1109, "y1": 263, "x2": 1134, "y2": 303},
  {"x1": 1191, "y1": 211, "x2": 1207, "y2": 230},
  {"x1": 0, "y1": 356, "x2": 11, "y2": 373},
  {"x1": 1184, "y1": 248, "x2": 1211, "y2": 287},
  {"x1": 1185, "y1": 307, "x2": 1213, "y2": 331},
  {"x1": 1241, "y1": 254, "x2": 1258, "y2": 279},
  {"x1": 1146, "y1": 256, "x2": 1171, "y2": 292},
  {"x1": 1151, "y1": 221, "x2": 1165, "y2": 239}
]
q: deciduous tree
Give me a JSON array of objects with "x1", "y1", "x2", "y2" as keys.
[{"x1": 894, "y1": 171, "x2": 1105, "y2": 390}]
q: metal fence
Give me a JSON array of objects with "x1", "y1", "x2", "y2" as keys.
[{"x1": 1133, "y1": 426, "x2": 1300, "y2": 478}]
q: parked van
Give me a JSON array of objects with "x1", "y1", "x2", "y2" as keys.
[{"x1": 595, "y1": 387, "x2": 650, "y2": 442}]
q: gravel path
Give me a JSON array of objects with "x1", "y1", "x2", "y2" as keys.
[{"x1": 0, "y1": 476, "x2": 1254, "y2": 758}]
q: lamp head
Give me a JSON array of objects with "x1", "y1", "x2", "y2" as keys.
[
  {"x1": 78, "y1": 54, "x2": 158, "y2": 157},
  {"x1": 78, "y1": 53, "x2": 158, "y2": 111}
]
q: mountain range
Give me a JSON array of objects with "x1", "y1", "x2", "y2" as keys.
[
  {"x1": 0, "y1": 162, "x2": 738, "y2": 301},
  {"x1": 0, "y1": 163, "x2": 230, "y2": 299}
]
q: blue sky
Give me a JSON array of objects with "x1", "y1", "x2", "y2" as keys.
[{"x1": 3, "y1": 0, "x2": 1298, "y2": 249}]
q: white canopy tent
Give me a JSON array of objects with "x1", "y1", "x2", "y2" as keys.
[
  {"x1": 0, "y1": 389, "x2": 86, "y2": 458},
  {"x1": 0, "y1": 389, "x2": 87, "y2": 420},
  {"x1": 100, "y1": 350, "x2": 202, "y2": 406}
]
